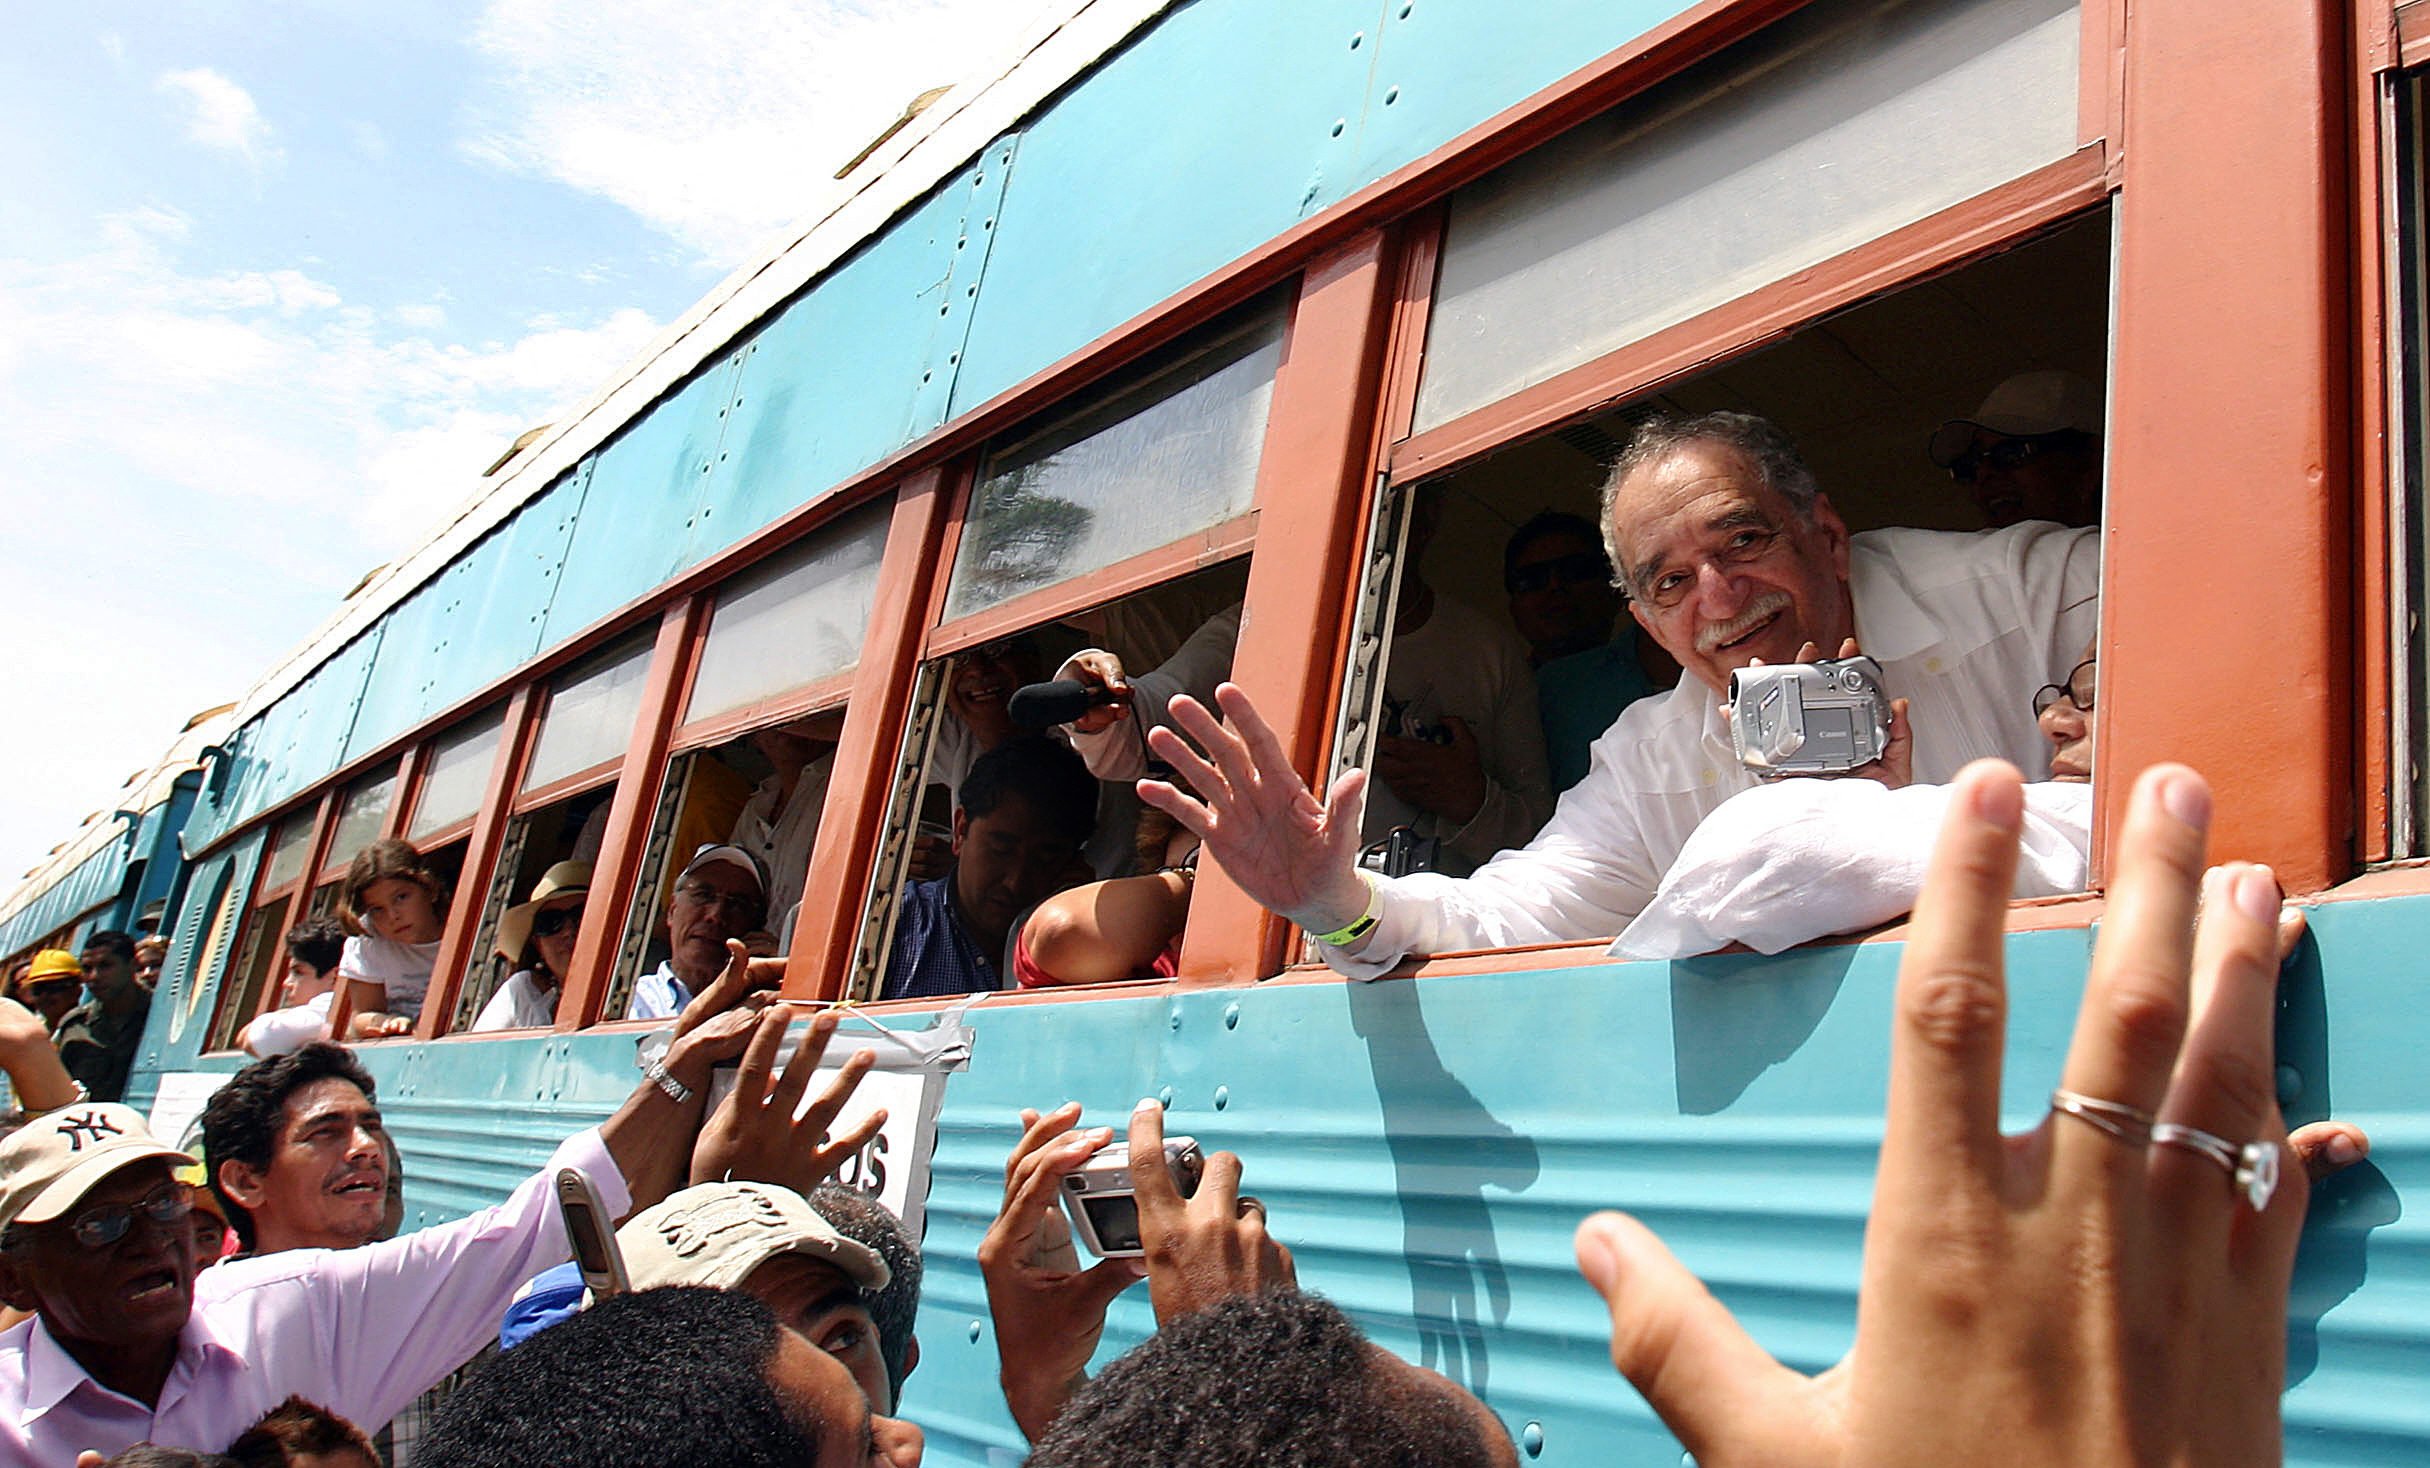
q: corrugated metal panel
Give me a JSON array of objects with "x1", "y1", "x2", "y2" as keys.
[{"x1": 124, "y1": 896, "x2": 2411, "y2": 1467}]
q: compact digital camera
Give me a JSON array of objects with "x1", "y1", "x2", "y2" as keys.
[
  {"x1": 1728, "y1": 655, "x2": 1890, "y2": 775},
  {"x1": 1060, "y1": 1136, "x2": 1205, "y2": 1259}
]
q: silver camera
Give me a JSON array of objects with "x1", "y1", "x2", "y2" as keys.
[
  {"x1": 1059, "y1": 1136, "x2": 1204, "y2": 1259},
  {"x1": 1729, "y1": 656, "x2": 1890, "y2": 775}
]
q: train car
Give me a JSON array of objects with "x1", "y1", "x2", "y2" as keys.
[
  {"x1": 0, "y1": 705, "x2": 231, "y2": 963},
  {"x1": 70, "y1": 0, "x2": 2425, "y2": 1460}
]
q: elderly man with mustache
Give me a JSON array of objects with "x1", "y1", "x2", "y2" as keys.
[{"x1": 1138, "y1": 410, "x2": 2099, "y2": 975}]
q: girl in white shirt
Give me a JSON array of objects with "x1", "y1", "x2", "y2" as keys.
[{"x1": 337, "y1": 838, "x2": 446, "y2": 1039}]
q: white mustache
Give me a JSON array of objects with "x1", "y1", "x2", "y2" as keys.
[{"x1": 1695, "y1": 591, "x2": 1792, "y2": 654}]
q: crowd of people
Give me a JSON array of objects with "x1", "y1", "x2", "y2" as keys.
[{"x1": 0, "y1": 376, "x2": 2368, "y2": 1463}]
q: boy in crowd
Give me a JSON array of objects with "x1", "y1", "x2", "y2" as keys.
[{"x1": 238, "y1": 921, "x2": 348, "y2": 1059}]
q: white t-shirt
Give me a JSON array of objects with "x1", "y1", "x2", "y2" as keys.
[
  {"x1": 239, "y1": 991, "x2": 332, "y2": 1058},
  {"x1": 338, "y1": 935, "x2": 440, "y2": 1020},
  {"x1": 471, "y1": 969, "x2": 559, "y2": 1032}
]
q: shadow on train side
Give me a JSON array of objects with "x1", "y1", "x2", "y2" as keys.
[{"x1": 1349, "y1": 979, "x2": 1542, "y2": 1400}]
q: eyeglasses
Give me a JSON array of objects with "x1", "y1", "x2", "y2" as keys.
[
  {"x1": 531, "y1": 905, "x2": 585, "y2": 940},
  {"x1": 1506, "y1": 550, "x2": 1612, "y2": 596},
  {"x1": 676, "y1": 883, "x2": 763, "y2": 919},
  {"x1": 2032, "y1": 658, "x2": 2098, "y2": 717},
  {"x1": 1947, "y1": 434, "x2": 2056, "y2": 484},
  {"x1": 66, "y1": 1182, "x2": 193, "y2": 1250}
]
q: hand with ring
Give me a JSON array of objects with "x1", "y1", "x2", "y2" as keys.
[
  {"x1": 1128, "y1": 1098, "x2": 1295, "y2": 1326},
  {"x1": 1577, "y1": 760, "x2": 2367, "y2": 1468}
]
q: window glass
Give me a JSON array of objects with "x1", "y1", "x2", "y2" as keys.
[
  {"x1": 409, "y1": 708, "x2": 506, "y2": 840},
  {"x1": 1412, "y1": 0, "x2": 2083, "y2": 432},
  {"x1": 942, "y1": 297, "x2": 1286, "y2": 622},
  {"x1": 322, "y1": 765, "x2": 397, "y2": 875},
  {"x1": 523, "y1": 635, "x2": 653, "y2": 793},
  {"x1": 261, "y1": 813, "x2": 316, "y2": 893},
  {"x1": 686, "y1": 501, "x2": 891, "y2": 723}
]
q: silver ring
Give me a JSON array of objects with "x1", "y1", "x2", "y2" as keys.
[
  {"x1": 2152, "y1": 1122, "x2": 2280, "y2": 1212},
  {"x1": 1234, "y1": 1194, "x2": 1266, "y2": 1221},
  {"x1": 2049, "y1": 1088, "x2": 2155, "y2": 1146}
]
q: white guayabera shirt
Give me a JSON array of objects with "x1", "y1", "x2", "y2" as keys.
[{"x1": 1323, "y1": 521, "x2": 2101, "y2": 978}]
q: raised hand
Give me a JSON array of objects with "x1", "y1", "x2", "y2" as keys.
[
  {"x1": 1056, "y1": 650, "x2": 1137, "y2": 734},
  {"x1": 1576, "y1": 761, "x2": 2354, "y2": 1468},
  {"x1": 1129, "y1": 1098, "x2": 1294, "y2": 1326},
  {"x1": 688, "y1": 1007, "x2": 884, "y2": 1195},
  {"x1": 977, "y1": 1104, "x2": 1150, "y2": 1441},
  {"x1": 1138, "y1": 683, "x2": 1373, "y2": 937}
]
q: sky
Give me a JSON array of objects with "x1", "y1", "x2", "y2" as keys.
[{"x1": 0, "y1": 0, "x2": 1051, "y2": 891}]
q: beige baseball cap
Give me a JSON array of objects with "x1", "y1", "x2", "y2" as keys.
[
  {"x1": 0, "y1": 1104, "x2": 192, "y2": 1231},
  {"x1": 1929, "y1": 369, "x2": 2105, "y2": 467},
  {"x1": 617, "y1": 1182, "x2": 888, "y2": 1293}
]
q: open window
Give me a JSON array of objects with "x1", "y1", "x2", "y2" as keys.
[
  {"x1": 445, "y1": 636, "x2": 649, "y2": 1031},
  {"x1": 596, "y1": 499, "x2": 892, "y2": 1022},
  {"x1": 1334, "y1": 0, "x2": 2106, "y2": 962},
  {"x1": 202, "y1": 809, "x2": 317, "y2": 1052},
  {"x1": 848, "y1": 292, "x2": 1286, "y2": 1002}
]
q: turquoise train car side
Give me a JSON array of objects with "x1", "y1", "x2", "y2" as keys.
[{"x1": 1, "y1": 0, "x2": 2412, "y2": 1462}]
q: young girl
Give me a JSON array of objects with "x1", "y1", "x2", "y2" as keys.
[{"x1": 338, "y1": 838, "x2": 446, "y2": 1039}]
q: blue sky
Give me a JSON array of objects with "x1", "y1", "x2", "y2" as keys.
[{"x1": 0, "y1": 0, "x2": 1046, "y2": 888}]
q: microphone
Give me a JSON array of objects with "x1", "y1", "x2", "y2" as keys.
[{"x1": 1007, "y1": 679, "x2": 1118, "y2": 730}]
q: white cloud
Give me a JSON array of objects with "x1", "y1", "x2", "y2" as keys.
[
  {"x1": 463, "y1": 0, "x2": 1049, "y2": 266},
  {"x1": 156, "y1": 67, "x2": 282, "y2": 168},
  {"x1": 0, "y1": 213, "x2": 664, "y2": 877}
]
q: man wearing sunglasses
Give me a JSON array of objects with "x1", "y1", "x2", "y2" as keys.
[
  {"x1": 1927, "y1": 369, "x2": 2104, "y2": 529},
  {"x1": 1505, "y1": 511, "x2": 1677, "y2": 793}
]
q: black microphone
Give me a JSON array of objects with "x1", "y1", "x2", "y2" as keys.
[{"x1": 1007, "y1": 678, "x2": 1118, "y2": 730}]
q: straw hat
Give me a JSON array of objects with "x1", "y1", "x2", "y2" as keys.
[{"x1": 495, "y1": 861, "x2": 592, "y2": 966}]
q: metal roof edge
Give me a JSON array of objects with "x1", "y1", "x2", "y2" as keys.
[{"x1": 219, "y1": 0, "x2": 1178, "y2": 732}]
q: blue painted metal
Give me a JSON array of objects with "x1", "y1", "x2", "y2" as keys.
[
  {"x1": 117, "y1": 895, "x2": 2417, "y2": 1466},
  {"x1": 137, "y1": 824, "x2": 264, "y2": 1074}
]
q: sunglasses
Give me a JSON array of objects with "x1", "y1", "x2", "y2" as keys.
[
  {"x1": 531, "y1": 905, "x2": 585, "y2": 940},
  {"x1": 1506, "y1": 550, "x2": 1612, "y2": 596},
  {"x1": 67, "y1": 1182, "x2": 194, "y2": 1250},
  {"x1": 1947, "y1": 435, "x2": 2056, "y2": 484}
]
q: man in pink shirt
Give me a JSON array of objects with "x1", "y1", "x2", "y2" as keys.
[{"x1": 0, "y1": 963, "x2": 764, "y2": 1462}]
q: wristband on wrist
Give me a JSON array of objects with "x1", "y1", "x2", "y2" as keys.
[{"x1": 1308, "y1": 872, "x2": 1382, "y2": 948}]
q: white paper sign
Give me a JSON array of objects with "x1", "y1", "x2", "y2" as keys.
[{"x1": 147, "y1": 1072, "x2": 228, "y2": 1151}]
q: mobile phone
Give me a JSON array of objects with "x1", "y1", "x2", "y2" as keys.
[
  {"x1": 556, "y1": 1167, "x2": 630, "y2": 1298},
  {"x1": 1059, "y1": 1136, "x2": 1204, "y2": 1259}
]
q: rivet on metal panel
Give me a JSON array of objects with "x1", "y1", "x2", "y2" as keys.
[
  {"x1": 939, "y1": 305, "x2": 950, "y2": 318},
  {"x1": 983, "y1": 217, "x2": 994, "y2": 230},
  {"x1": 922, "y1": 372, "x2": 933, "y2": 384},
  {"x1": 948, "y1": 353, "x2": 959, "y2": 365},
  {"x1": 1168, "y1": 1004, "x2": 1183, "y2": 1031},
  {"x1": 1349, "y1": 31, "x2": 1363, "y2": 49},
  {"x1": 1223, "y1": 1002, "x2": 1240, "y2": 1031},
  {"x1": 956, "y1": 235, "x2": 966, "y2": 250},
  {"x1": 1330, "y1": 120, "x2": 1345, "y2": 138},
  {"x1": 1399, "y1": 2, "x2": 1413, "y2": 17},
  {"x1": 968, "y1": 1320, "x2": 983, "y2": 1343},
  {"x1": 1212, "y1": 1086, "x2": 1229, "y2": 1110},
  {"x1": 1384, "y1": 85, "x2": 1400, "y2": 106},
  {"x1": 974, "y1": 172, "x2": 984, "y2": 187},
  {"x1": 1157, "y1": 1085, "x2": 1174, "y2": 1107},
  {"x1": 2275, "y1": 1065, "x2": 2302, "y2": 1105},
  {"x1": 1521, "y1": 1421, "x2": 1544, "y2": 1457}
]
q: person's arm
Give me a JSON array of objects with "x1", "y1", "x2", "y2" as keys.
[
  {"x1": 1019, "y1": 873, "x2": 1191, "y2": 985},
  {"x1": 1576, "y1": 760, "x2": 2331, "y2": 1468},
  {"x1": 598, "y1": 940, "x2": 774, "y2": 1211},
  {"x1": 977, "y1": 1104, "x2": 1149, "y2": 1442},
  {"x1": 1065, "y1": 607, "x2": 1241, "y2": 782},
  {"x1": 0, "y1": 997, "x2": 81, "y2": 1112},
  {"x1": 686, "y1": 1008, "x2": 884, "y2": 1190}
]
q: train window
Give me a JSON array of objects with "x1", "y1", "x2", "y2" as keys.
[
  {"x1": 449, "y1": 781, "x2": 617, "y2": 1033},
  {"x1": 684, "y1": 501, "x2": 889, "y2": 725},
  {"x1": 1346, "y1": 212, "x2": 2108, "y2": 956},
  {"x1": 850, "y1": 562, "x2": 1249, "y2": 1003},
  {"x1": 2391, "y1": 70, "x2": 2430, "y2": 854},
  {"x1": 940, "y1": 294, "x2": 1285, "y2": 623},
  {"x1": 259, "y1": 810, "x2": 316, "y2": 894},
  {"x1": 203, "y1": 809, "x2": 320, "y2": 1051},
  {"x1": 320, "y1": 764, "x2": 397, "y2": 879},
  {"x1": 407, "y1": 707, "x2": 506, "y2": 842},
  {"x1": 1411, "y1": 0, "x2": 2084, "y2": 434},
  {"x1": 522, "y1": 635, "x2": 653, "y2": 794}
]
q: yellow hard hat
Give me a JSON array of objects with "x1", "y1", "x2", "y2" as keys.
[{"x1": 25, "y1": 950, "x2": 82, "y2": 983}]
